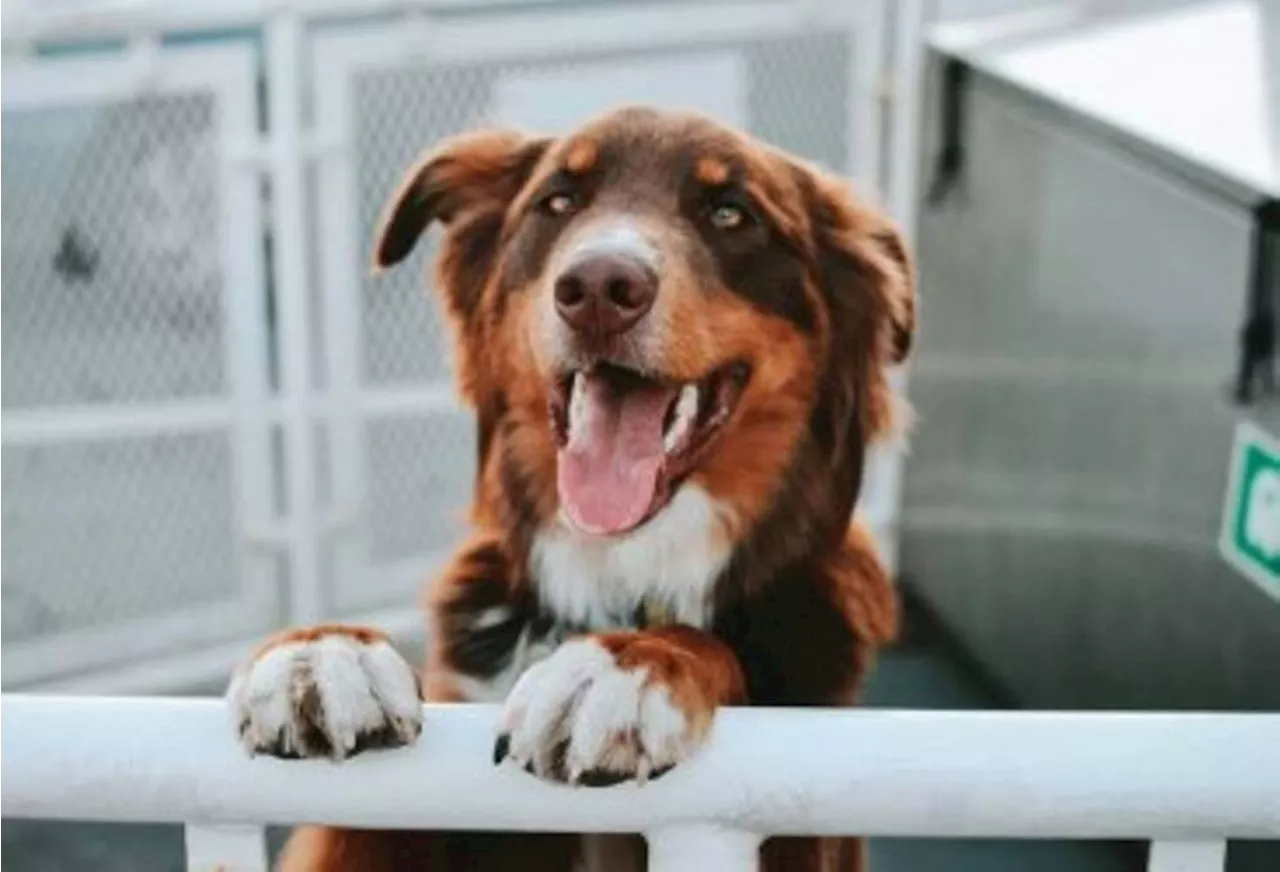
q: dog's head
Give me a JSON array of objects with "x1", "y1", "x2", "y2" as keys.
[{"x1": 374, "y1": 105, "x2": 913, "y2": 556}]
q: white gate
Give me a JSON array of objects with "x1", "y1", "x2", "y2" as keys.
[
  {"x1": 1, "y1": 41, "x2": 279, "y2": 689},
  {"x1": 1, "y1": 0, "x2": 908, "y2": 693}
]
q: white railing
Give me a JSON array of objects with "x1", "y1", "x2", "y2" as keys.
[{"x1": 3, "y1": 696, "x2": 1277, "y2": 872}]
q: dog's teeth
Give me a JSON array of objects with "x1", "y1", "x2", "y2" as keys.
[
  {"x1": 567, "y1": 372, "x2": 587, "y2": 447},
  {"x1": 663, "y1": 383, "x2": 700, "y2": 452}
]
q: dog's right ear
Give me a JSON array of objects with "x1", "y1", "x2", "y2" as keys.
[{"x1": 372, "y1": 129, "x2": 551, "y2": 270}]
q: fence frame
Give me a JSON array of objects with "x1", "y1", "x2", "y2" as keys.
[
  {"x1": 0, "y1": 37, "x2": 283, "y2": 688},
  {"x1": 1, "y1": 0, "x2": 906, "y2": 694},
  {"x1": 3, "y1": 695, "x2": 1278, "y2": 872}
]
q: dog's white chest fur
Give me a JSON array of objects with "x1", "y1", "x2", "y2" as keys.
[
  {"x1": 530, "y1": 485, "x2": 733, "y2": 630},
  {"x1": 453, "y1": 485, "x2": 733, "y2": 705}
]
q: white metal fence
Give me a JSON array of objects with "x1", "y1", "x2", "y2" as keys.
[
  {"x1": 3, "y1": 695, "x2": 1278, "y2": 872},
  {"x1": 1, "y1": 0, "x2": 916, "y2": 695}
]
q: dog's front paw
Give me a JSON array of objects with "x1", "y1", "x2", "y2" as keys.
[
  {"x1": 493, "y1": 634, "x2": 724, "y2": 786},
  {"x1": 227, "y1": 626, "x2": 422, "y2": 760}
]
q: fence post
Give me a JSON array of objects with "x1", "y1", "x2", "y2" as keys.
[
  {"x1": 645, "y1": 825, "x2": 762, "y2": 872},
  {"x1": 1147, "y1": 840, "x2": 1228, "y2": 872},
  {"x1": 185, "y1": 823, "x2": 268, "y2": 872},
  {"x1": 265, "y1": 11, "x2": 325, "y2": 624}
]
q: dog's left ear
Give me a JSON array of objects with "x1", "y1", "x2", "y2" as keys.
[
  {"x1": 789, "y1": 158, "x2": 916, "y2": 448},
  {"x1": 794, "y1": 161, "x2": 916, "y2": 366},
  {"x1": 370, "y1": 129, "x2": 550, "y2": 420},
  {"x1": 372, "y1": 128, "x2": 551, "y2": 271},
  {"x1": 863, "y1": 221, "x2": 916, "y2": 366}
]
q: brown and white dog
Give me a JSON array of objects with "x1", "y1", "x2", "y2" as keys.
[{"x1": 227, "y1": 105, "x2": 914, "y2": 872}]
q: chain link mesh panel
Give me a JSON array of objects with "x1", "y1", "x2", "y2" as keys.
[
  {"x1": 365, "y1": 413, "x2": 478, "y2": 566},
  {"x1": 2, "y1": 95, "x2": 226, "y2": 408},
  {"x1": 2, "y1": 433, "x2": 239, "y2": 642},
  {"x1": 353, "y1": 65, "x2": 483, "y2": 386},
  {"x1": 1, "y1": 73, "x2": 256, "y2": 678},
  {"x1": 746, "y1": 33, "x2": 851, "y2": 178}
]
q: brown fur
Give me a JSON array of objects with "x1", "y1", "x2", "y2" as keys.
[
  {"x1": 597, "y1": 625, "x2": 748, "y2": 736},
  {"x1": 262, "y1": 106, "x2": 914, "y2": 872}
]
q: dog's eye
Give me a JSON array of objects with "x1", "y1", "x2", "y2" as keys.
[
  {"x1": 540, "y1": 191, "x2": 579, "y2": 218},
  {"x1": 708, "y1": 202, "x2": 749, "y2": 231}
]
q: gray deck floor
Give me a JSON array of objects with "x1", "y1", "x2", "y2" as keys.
[{"x1": 2, "y1": 611, "x2": 1259, "y2": 871}]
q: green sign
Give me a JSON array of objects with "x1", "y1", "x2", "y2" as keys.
[{"x1": 1219, "y1": 420, "x2": 1280, "y2": 602}]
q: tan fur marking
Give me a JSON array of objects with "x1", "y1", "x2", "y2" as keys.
[
  {"x1": 564, "y1": 138, "x2": 598, "y2": 174},
  {"x1": 695, "y1": 155, "x2": 730, "y2": 186},
  {"x1": 251, "y1": 624, "x2": 388, "y2": 660},
  {"x1": 420, "y1": 673, "x2": 467, "y2": 703}
]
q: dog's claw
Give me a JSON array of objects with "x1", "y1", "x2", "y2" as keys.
[
  {"x1": 635, "y1": 757, "x2": 652, "y2": 786},
  {"x1": 493, "y1": 734, "x2": 510, "y2": 765}
]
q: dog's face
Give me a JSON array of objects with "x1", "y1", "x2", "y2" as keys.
[{"x1": 374, "y1": 106, "x2": 913, "y2": 547}]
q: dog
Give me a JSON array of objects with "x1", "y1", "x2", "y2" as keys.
[{"x1": 227, "y1": 104, "x2": 915, "y2": 872}]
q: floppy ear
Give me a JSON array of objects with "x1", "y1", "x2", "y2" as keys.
[
  {"x1": 371, "y1": 129, "x2": 549, "y2": 420},
  {"x1": 798, "y1": 165, "x2": 915, "y2": 366},
  {"x1": 372, "y1": 128, "x2": 550, "y2": 269},
  {"x1": 791, "y1": 159, "x2": 916, "y2": 447},
  {"x1": 863, "y1": 222, "x2": 916, "y2": 366}
]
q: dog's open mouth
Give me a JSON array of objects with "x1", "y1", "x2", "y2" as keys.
[{"x1": 549, "y1": 360, "x2": 749, "y2": 536}]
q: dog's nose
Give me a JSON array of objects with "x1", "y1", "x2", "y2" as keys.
[{"x1": 554, "y1": 253, "x2": 657, "y2": 338}]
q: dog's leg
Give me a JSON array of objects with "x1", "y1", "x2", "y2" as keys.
[
  {"x1": 226, "y1": 627, "x2": 580, "y2": 871},
  {"x1": 422, "y1": 535, "x2": 553, "y2": 704},
  {"x1": 761, "y1": 836, "x2": 865, "y2": 872},
  {"x1": 227, "y1": 625, "x2": 423, "y2": 761},
  {"x1": 236, "y1": 538, "x2": 583, "y2": 872},
  {"x1": 276, "y1": 827, "x2": 436, "y2": 872},
  {"x1": 226, "y1": 626, "x2": 429, "y2": 871},
  {"x1": 494, "y1": 625, "x2": 745, "y2": 785},
  {"x1": 276, "y1": 827, "x2": 579, "y2": 872}
]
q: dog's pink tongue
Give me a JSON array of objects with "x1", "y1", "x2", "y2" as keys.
[{"x1": 558, "y1": 373, "x2": 671, "y2": 535}]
